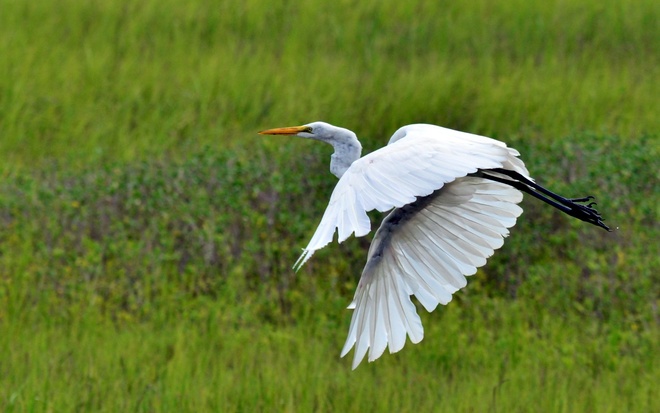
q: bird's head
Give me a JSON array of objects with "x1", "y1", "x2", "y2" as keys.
[
  {"x1": 259, "y1": 121, "x2": 353, "y2": 143},
  {"x1": 259, "y1": 121, "x2": 362, "y2": 178}
]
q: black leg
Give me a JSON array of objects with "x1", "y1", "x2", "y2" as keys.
[{"x1": 480, "y1": 169, "x2": 611, "y2": 231}]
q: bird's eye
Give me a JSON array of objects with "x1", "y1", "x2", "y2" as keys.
[{"x1": 305, "y1": 126, "x2": 313, "y2": 133}]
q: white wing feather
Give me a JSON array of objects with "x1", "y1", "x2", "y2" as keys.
[
  {"x1": 293, "y1": 124, "x2": 529, "y2": 270},
  {"x1": 341, "y1": 177, "x2": 524, "y2": 369}
]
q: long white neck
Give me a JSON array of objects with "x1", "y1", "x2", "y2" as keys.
[{"x1": 327, "y1": 134, "x2": 362, "y2": 179}]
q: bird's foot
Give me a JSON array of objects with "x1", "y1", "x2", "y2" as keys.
[
  {"x1": 569, "y1": 195, "x2": 595, "y2": 203},
  {"x1": 561, "y1": 195, "x2": 611, "y2": 231}
]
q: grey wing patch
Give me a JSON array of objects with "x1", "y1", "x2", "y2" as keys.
[{"x1": 341, "y1": 176, "x2": 524, "y2": 369}]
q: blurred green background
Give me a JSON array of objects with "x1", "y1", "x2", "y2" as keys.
[{"x1": 0, "y1": 0, "x2": 658, "y2": 411}]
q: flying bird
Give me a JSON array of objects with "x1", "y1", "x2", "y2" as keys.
[{"x1": 259, "y1": 122, "x2": 609, "y2": 369}]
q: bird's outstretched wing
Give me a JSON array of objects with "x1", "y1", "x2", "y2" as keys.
[
  {"x1": 294, "y1": 124, "x2": 528, "y2": 270},
  {"x1": 341, "y1": 177, "x2": 523, "y2": 368}
]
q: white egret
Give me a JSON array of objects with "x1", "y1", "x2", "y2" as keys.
[{"x1": 259, "y1": 122, "x2": 609, "y2": 369}]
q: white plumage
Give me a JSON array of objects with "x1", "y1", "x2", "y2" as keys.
[
  {"x1": 342, "y1": 177, "x2": 522, "y2": 368},
  {"x1": 259, "y1": 121, "x2": 608, "y2": 369}
]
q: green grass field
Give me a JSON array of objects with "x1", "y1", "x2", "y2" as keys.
[{"x1": 1, "y1": 0, "x2": 659, "y2": 411}]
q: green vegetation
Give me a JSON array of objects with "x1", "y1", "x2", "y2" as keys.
[
  {"x1": 1, "y1": 0, "x2": 658, "y2": 169},
  {"x1": 0, "y1": 0, "x2": 658, "y2": 411}
]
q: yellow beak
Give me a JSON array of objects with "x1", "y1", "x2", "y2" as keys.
[{"x1": 258, "y1": 125, "x2": 308, "y2": 135}]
